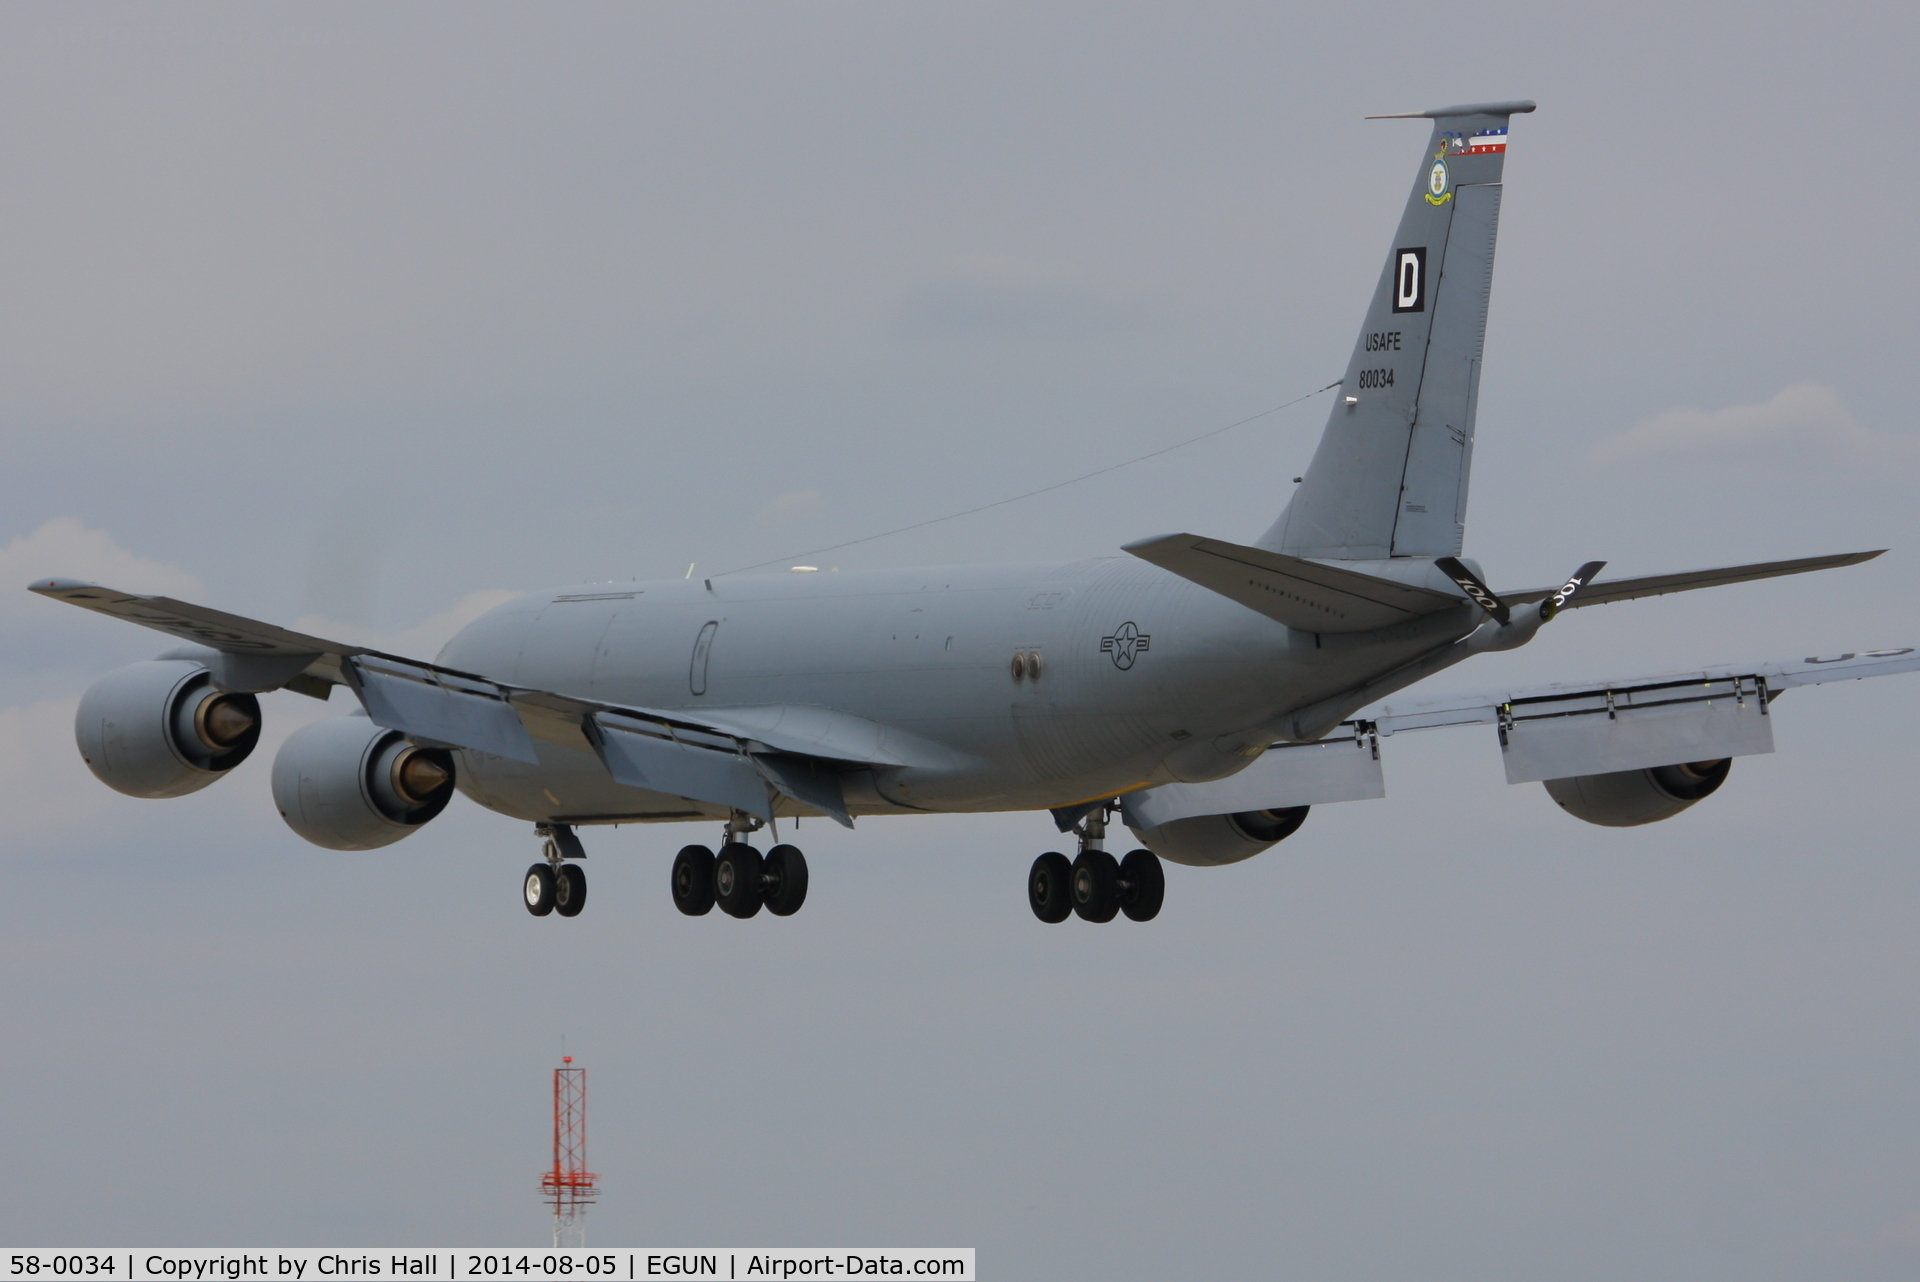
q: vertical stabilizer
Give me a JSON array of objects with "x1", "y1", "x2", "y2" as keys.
[{"x1": 1259, "y1": 100, "x2": 1532, "y2": 560}]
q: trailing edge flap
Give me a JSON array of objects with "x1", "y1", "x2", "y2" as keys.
[
  {"x1": 752, "y1": 753, "x2": 855, "y2": 828},
  {"x1": 1363, "y1": 648, "x2": 1920, "y2": 735},
  {"x1": 1359, "y1": 647, "x2": 1920, "y2": 781},
  {"x1": 1123, "y1": 534, "x2": 1463, "y2": 632},
  {"x1": 587, "y1": 714, "x2": 773, "y2": 820},
  {"x1": 350, "y1": 657, "x2": 542, "y2": 764},
  {"x1": 1123, "y1": 728, "x2": 1386, "y2": 830},
  {"x1": 586, "y1": 715, "x2": 853, "y2": 825},
  {"x1": 1499, "y1": 550, "x2": 1884, "y2": 609}
]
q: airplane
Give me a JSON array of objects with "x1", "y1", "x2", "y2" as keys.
[{"x1": 32, "y1": 99, "x2": 1920, "y2": 926}]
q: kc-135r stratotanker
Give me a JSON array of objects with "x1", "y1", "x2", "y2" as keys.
[{"x1": 34, "y1": 101, "x2": 1919, "y2": 924}]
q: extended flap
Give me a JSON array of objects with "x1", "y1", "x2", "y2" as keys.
[
  {"x1": 1124, "y1": 731, "x2": 1385, "y2": 829},
  {"x1": 753, "y1": 753, "x2": 854, "y2": 828},
  {"x1": 347, "y1": 658, "x2": 541, "y2": 764},
  {"x1": 588, "y1": 714, "x2": 771, "y2": 819},
  {"x1": 1499, "y1": 677, "x2": 1775, "y2": 784}
]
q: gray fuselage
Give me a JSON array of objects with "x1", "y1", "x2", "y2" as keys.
[{"x1": 437, "y1": 558, "x2": 1479, "y2": 826}]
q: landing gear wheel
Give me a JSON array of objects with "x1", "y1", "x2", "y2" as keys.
[
  {"x1": 672, "y1": 844, "x2": 717, "y2": 916},
  {"x1": 524, "y1": 863, "x2": 556, "y2": 917},
  {"x1": 1118, "y1": 849, "x2": 1164, "y2": 922},
  {"x1": 554, "y1": 863, "x2": 587, "y2": 917},
  {"x1": 714, "y1": 842, "x2": 764, "y2": 918},
  {"x1": 1028, "y1": 851, "x2": 1072, "y2": 923},
  {"x1": 763, "y1": 844, "x2": 809, "y2": 917},
  {"x1": 1071, "y1": 849, "x2": 1120, "y2": 923}
]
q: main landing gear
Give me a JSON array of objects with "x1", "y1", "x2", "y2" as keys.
[
  {"x1": 525, "y1": 823, "x2": 588, "y2": 919},
  {"x1": 1029, "y1": 804, "x2": 1163, "y2": 924},
  {"x1": 671, "y1": 813, "x2": 809, "y2": 919}
]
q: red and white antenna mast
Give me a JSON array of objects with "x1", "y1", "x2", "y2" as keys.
[{"x1": 540, "y1": 1057, "x2": 599, "y2": 1247}]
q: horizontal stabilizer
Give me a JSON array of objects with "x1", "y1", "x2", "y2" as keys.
[
  {"x1": 1124, "y1": 533, "x2": 1463, "y2": 632},
  {"x1": 1367, "y1": 100, "x2": 1538, "y2": 120},
  {"x1": 1502, "y1": 550, "x2": 1883, "y2": 610}
]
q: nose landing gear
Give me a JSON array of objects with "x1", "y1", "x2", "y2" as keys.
[
  {"x1": 524, "y1": 823, "x2": 587, "y2": 919},
  {"x1": 1029, "y1": 803, "x2": 1163, "y2": 923}
]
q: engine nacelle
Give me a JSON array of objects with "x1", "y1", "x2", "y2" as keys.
[
  {"x1": 75, "y1": 660, "x2": 262, "y2": 798},
  {"x1": 1542, "y1": 758, "x2": 1731, "y2": 828},
  {"x1": 271, "y1": 714, "x2": 456, "y2": 850},
  {"x1": 1127, "y1": 805, "x2": 1311, "y2": 867}
]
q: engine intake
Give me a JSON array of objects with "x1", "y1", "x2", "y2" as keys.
[
  {"x1": 1127, "y1": 805, "x2": 1311, "y2": 867},
  {"x1": 75, "y1": 660, "x2": 262, "y2": 798},
  {"x1": 271, "y1": 714, "x2": 456, "y2": 850},
  {"x1": 1542, "y1": 758, "x2": 1732, "y2": 827}
]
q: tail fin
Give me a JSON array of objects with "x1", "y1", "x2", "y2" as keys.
[{"x1": 1259, "y1": 100, "x2": 1533, "y2": 560}]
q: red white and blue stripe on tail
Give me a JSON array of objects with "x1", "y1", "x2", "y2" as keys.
[{"x1": 1459, "y1": 126, "x2": 1508, "y2": 154}]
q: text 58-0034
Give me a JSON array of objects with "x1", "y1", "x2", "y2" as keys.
[{"x1": 12, "y1": 1261, "x2": 118, "y2": 1277}]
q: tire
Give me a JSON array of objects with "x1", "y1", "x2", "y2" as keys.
[
  {"x1": 763, "y1": 844, "x2": 809, "y2": 917},
  {"x1": 671, "y1": 844, "x2": 716, "y2": 916},
  {"x1": 1028, "y1": 851, "x2": 1072, "y2": 923},
  {"x1": 554, "y1": 863, "x2": 588, "y2": 917},
  {"x1": 1119, "y1": 849, "x2": 1164, "y2": 922},
  {"x1": 1071, "y1": 849, "x2": 1120, "y2": 923},
  {"x1": 524, "y1": 863, "x2": 556, "y2": 917},
  {"x1": 714, "y1": 842, "x2": 764, "y2": 918}
]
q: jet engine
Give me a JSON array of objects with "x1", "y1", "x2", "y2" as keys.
[
  {"x1": 1542, "y1": 758, "x2": 1731, "y2": 828},
  {"x1": 1127, "y1": 805, "x2": 1311, "y2": 867},
  {"x1": 75, "y1": 659, "x2": 262, "y2": 798},
  {"x1": 271, "y1": 713, "x2": 456, "y2": 850}
]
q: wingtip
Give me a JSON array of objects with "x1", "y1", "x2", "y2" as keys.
[
  {"x1": 1120, "y1": 533, "x2": 1188, "y2": 556},
  {"x1": 28, "y1": 577, "x2": 100, "y2": 594}
]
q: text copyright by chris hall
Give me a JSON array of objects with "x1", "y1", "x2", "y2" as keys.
[{"x1": 4, "y1": 1252, "x2": 975, "y2": 1282}]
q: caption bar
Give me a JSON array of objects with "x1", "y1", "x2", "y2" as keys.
[{"x1": 4, "y1": 1253, "x2": 973, "y2": 1282}]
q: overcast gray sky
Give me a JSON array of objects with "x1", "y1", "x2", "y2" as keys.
[{"x1": 5, "y1": 2, "x2": 1920, "y2": 1277}]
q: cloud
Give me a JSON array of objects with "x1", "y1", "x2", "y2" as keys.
[
  {"x1": 0, "y1": 519, "x2": 209, "y2": 703},
  {"x1": 0, "y1": 685, "x2": 345, "y2": 855},
  {"x1": 0, "y1": 696, "x2": 104, "y2": 843},
  {"x1": 1, "y1": 517, "x2": 523, "y2": 686},
  {"x1": 1591, "y1": 383, "x2": 1920, "y2": 466},
  {"x1": 291, "y1": 587, "x2": 524, "y2": 663},
  {"x1": 1, "y1": 517, "x2": 203, "y2": 600},
  {"x1": 0, "y1": 523, "x2": 520, "y2": 854},
  {"x1": 758, "y1": 488, "x2": 824, "y2": 526}
]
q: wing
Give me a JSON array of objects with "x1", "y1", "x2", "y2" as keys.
[
  {"x1": 29, "y1": 577, "x2": 877, "y2": 827},
  {"x1": 1500, "y1": 550, "x2": 1884, "y2": 609},
  {"x1": 1114, "y1": 647, "x2": 1920, "y2": 820},
  {"x1": 1357, "y1": 647, "x2": 1920, "y2": 783},
  {"x1": 1123, "y1": 533, "x2": 1463, "y2": 632}
]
